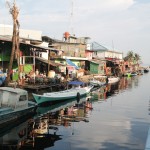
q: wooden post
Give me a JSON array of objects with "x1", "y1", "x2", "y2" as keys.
[
  {"x1": 6, "y1": 1, "x2": 20, "y2": 85},
  {"x1": 48, "y1": 50, "x2": 50, "y2": 74},
  {"x1": 33, "y1": 49, "x2": 35, "y2": 84}
]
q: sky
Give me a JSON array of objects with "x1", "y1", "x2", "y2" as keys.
[{"x1": 0, "y1": 0, "x2": 150, "y2": 65}]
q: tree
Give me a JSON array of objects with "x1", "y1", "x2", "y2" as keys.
[
  {"x1": 126, "y1": 51, "x2": 134, "y2": 62},
  {"x1": 124, "y1": 51, "x2": 141, "y2": 65},
  {"x1": 6, "y1": 0, "x2": 20, "y2": 85},
  {"x1": 134, "y1": 53, "x2": 141, "y2": 64}
]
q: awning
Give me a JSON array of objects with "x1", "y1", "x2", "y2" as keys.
[
  {"x1": 66, "y1": 59, "x2": 79, "y2": 70},
  {"x1": 36, "y1": 57, "x2": 65, "y2": 67},
  {"x1": 68, "y1": 80, "x2": 85, "y2": 85}
]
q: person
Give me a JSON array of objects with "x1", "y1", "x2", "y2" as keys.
[
  {"x1": 60, "y1": 75, "x2": 65, "y2": 82},
  {"x1": 106, "y1": 76, "x2": 109, "y2": 84},
  {"x1": 14, "y1": 80, "x2": 18, "y2": 88},
  {"x1": 10, "y1": 69, "x2": 13, "y2": 80},
  {"x1": 35, "y1": 69, "x2": 39, "y2": 76},
  {"x1": 43, "y1": 71, "x2": 46, "y2": 77}
]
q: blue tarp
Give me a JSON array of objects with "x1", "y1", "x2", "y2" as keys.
[
  {"x1": 68, "y1": 80, "x2": 84, "y2": 85},
  {"x1": 0, "y1": 71, "x2": 6, "y2": 86},
  {"x1": 66, "y1": 59, "x2": 79, "y2": 70}
]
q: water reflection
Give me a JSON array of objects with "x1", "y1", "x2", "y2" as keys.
[
  {"x1": 0, "y1": 75, "x2": 149, "y2": 150},
  {"x1": 91, "y1": 81, "x2": 119, "y2": 101},
  {"x1": 0, "y1": 95, "x2": 93, "y2": 150},
  {"x1": 0, "y1": 118, "x2": 31, "y2": 150},
  {"x1": 91, "y1": 76, "x2": 141, "y2": 101},
  {"x1": 28, "y1": 96, "x2": 92, "y2": 149}
]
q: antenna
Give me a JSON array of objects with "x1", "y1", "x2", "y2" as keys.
[
  {"x1": 112, "y1": 40, "x2": 114, "y2": 60},
  {"x1": 112, "y1": 40, "x2": 114, "y2": 51},
  {"x1": 70, "y1": 0, "x2": 74, "y2": 34}
]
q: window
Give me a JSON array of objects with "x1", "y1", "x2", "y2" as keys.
[{"x1": 19, "y1": 95, "x2": 27, "y2": 101}]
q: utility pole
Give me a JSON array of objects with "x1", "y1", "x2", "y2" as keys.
[
  {"x1": 69, "y1": 0, "x2": 74, "y2": 35},
  {"x1": 48, "y1": 50, "x2": 50, "y2": 74},
  {"x1": 6, "y1": 0, "x2": 20, "y2": 85}
]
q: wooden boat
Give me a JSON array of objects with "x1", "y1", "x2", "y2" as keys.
[
  {"x1": 108, "y1": 76, "x2": 120, "y2": 84},
  {"x1": 32, "y1": 81, "x2": 93, "y2": 105},
  {"x1": 124, "y1": 72, "x2": 138, "y2": 77},
  {"x1": 131, "y1": 72, "x2": 138, "y2": 76},
  {"x1": 89, "y1": 78, "x2": 106, "y2": 87},
  {"x1": 92, "y1": 75, "x2": 120, "y2": 84},
  {"x1": 0, "y1": 87, "x2": 37, "y2": 128},
  {"x1": 36, "y1": 95, "x2": 91, "y2": 116},
  {"x1": 144, "y1": 68, "x2": 149, "y2": 73}
]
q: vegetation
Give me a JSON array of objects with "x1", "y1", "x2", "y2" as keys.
[
  {"x1": 134, "y1": 53, "x2": 141, "y2": 63},
  {"x1": 124, "y1": 51, "x2": 141, "y2": 64}
]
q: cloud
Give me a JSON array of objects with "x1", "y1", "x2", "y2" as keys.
[
  {"x1": 0, "y1": 0, "x2": 150, "y2": 64},
  {"x1": 74, "y1": 0, "x2": 135, "y2": 13}
]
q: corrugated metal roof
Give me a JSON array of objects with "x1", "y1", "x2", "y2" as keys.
[
  {"x1": 35, "y1": 57, "x2": 65, "y2": 66},
  {"x1": 90, "y1": 42, "x2": 108, "y2": 51}
]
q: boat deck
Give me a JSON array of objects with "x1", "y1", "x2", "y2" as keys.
[
  {"x1": 0, "y1": 107, "x2": 13, "y2": 114},
  {"x1": 7, "y1": 81, "x2": 66, "y2": 92},
  {"x1": 20, "y1": 83, "x2": 64, "y2": 92}
]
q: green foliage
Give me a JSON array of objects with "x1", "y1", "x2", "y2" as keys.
[{"x1": 124, "y1": 51, "x2": 141, "y2": 63}]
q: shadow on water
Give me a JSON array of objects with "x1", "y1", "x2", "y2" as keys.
[
  {"x1": 36, "y1": 96, "x2": 90, "y2": 116},
  {"x1": 91, "y1": 76, "x2": 142, "y2": 102},
  {"x1": 0, "y1": 94, "x2": 92, "y2": 150}
]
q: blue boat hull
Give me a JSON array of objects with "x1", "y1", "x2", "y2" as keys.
[{"x1": 0, "y1": 102, "x2": 37, "y2": 129}]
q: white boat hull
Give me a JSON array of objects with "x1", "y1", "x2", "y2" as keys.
[
  {"x1": 108, "y1": 77, "x2": 120, "y2": 84},
  {"x1": 89, "y1": 79, "x2": 106, "y2": 87},
  {"x1": 32, "y1": 86, "x2": 93, "y2": 105}
]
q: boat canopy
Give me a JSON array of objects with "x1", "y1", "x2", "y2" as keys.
[
  {"x1": 68, "y1": 80, "x2": 85, "y2": 85},
  {"x1": 66, "y1": 59, "x2": 79, "y2": 70},
  {"x1": 0, "y1": 87, "x2": 27, "y2": 94}
]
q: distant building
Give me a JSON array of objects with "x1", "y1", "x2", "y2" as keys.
[
  {"x1": 90, "y1": 42, "x2": 123, "y2": 60},
  {"x1": 0, "y1": 24, "x2": 53, "y2": 80},
  {"x1": 87, "y1": 42, "x2": 124, "y2": 76},
  {"x1": 0, "y1": 24, "x2": 42, "y2": 41},
  {"x1": 42, "y1": 33, "x2": 90, "y2": 76}
]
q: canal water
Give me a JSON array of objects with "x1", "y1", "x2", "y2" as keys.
[{"x1": 0, "y1": 73, "x2": 150, "y2": 150}]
